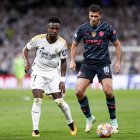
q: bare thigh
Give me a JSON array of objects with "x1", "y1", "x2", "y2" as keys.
[{"x1": 100, "y1": 78, "x2": 113, "y2": 98}]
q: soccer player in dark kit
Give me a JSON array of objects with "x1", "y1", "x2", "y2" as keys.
[{"x1": 70, "y1": 4, "x2": 122, "y2": 133}]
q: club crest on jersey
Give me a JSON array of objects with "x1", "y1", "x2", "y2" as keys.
[
  {"x1": 92, "y1": 32, "x2": 97, "y2": 38},
  {"x1": 98, "y1": 31, "x2": 104, "y2": 37},
  {"x1": 55, "y1": 48, "x2": 58, "y2": 53}
]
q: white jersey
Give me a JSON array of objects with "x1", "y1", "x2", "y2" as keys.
[{"x1": 26, "y1": 34, "x2": 67, "y2": 75}]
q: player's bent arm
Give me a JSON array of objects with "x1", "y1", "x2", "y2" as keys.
[
  {"x1": 22, "y1": 46, "x2": 31, "y2": 72},
  {"x1": 22, "y1": 46, "x2": 30, "y2": 64},
  {"x1": 113, "y1": 40, "x2": 122, "y2": 63}
]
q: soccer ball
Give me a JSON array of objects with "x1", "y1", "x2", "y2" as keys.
[{"x1": 96, "y1": 123, "x2": 113, "y2": 138}]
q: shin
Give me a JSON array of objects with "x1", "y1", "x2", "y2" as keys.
[
  {"x1": 54, "y1": 98, "x2": 73, "y2": 124},
  {"x1": 31, "y1": 98, "x2": 42, "y2": 130}
]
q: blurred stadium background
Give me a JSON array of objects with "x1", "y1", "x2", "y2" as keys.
[
  {"x1": 0, "y1": 0, "x2": 140, "y2": 89},
  {"x1": 0, "y1": 1, "x2": 140, "y2": 140}
]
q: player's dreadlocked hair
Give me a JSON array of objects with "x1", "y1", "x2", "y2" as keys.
[
  {"x1": 48, "y1": 17, "x2": 60, "y2": 24},
  {"x1": 89, "y1": 4, "x2": 102, "y2": 14}
]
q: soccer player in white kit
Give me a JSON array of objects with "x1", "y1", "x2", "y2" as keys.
[{"x1": 22, "y1": 17, "x2": 77, "y2": 137}]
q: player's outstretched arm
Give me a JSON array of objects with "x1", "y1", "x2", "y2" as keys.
[
  {"x1": 22, "y1": 46, "x2": 31, "y2": 73},
  {"x1": 113, "y1": 40, "x2": 122, "y2": 74},
  {"x1": 59, "y1": 58, "x2": 67, "y2": 94},
  {"x1": 70, "y1": 41, "x2": 78, "y2": 71}
]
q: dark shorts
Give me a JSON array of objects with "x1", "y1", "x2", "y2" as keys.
[{"x1": 77, "y1": 63, "x2": 112, "y2": 83}]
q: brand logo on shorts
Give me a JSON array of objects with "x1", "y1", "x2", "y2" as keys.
[{"x1": 78, "y1": 71, "x2": 82, "y2": 76}]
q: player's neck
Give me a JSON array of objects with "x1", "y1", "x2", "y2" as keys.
[
  {"x1": 90, "y1": 21, "x2": 100, "y2": 28},
  {"x1": 46, "y1": 34, "x2": 58, "y2": 44}
]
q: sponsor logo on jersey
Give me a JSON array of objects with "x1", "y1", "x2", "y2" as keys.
[
  {"x1": 39, "y1": 50, "x2": 58, "y2": 60},
  {"x1": 85, "y1": 39, "x2": 103, "y2": 45}
]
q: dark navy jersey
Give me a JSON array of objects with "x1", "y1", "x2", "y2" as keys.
[{"x1": 74, "y1": 21, "x2": 118, "y2": 65}]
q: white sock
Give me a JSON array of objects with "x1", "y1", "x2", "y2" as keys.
[
  {"x1": 31, "y1": 98, "x2": 42, "y2": 130},
  {"x1": 55, "y1": 98, "x2": 73, "y2": 124}
]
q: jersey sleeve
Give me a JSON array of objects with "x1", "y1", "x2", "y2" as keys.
[
  {"x1": 108, "y1": 25, "x2": 118, "y2": 43},
  {"x1": 26, "y1": 38, "x2": 36, "y2": 50},
  {"x1": 73, "y1": 27, "x2": 83, "y2": 44},
  {"x1": 60, "y1": 41, "x2": 67, "y2": 59}
]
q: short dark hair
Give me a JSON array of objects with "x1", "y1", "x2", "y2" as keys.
[
  {"x1": 48, "y1": 17, "x2": 60, "y2": 24},
  {"x1": 89, "y1": 4, "x2": 102, "y2": 14}
]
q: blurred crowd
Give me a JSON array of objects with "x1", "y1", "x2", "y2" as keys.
[{"x1": 0, "y1": 3, "x2": 140, "y2": 75}]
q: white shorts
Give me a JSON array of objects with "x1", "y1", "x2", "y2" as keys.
[{"x1": 31, "y1": 68, "x2": 61, "y2": 94}]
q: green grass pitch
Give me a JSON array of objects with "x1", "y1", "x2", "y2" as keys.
[{"x1": 0, "y1": 89, "x2": 140, "y2": 140}]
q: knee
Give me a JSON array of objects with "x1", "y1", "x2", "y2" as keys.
[
  {"x1": 103, "y1": 86, "x2": 113, "y2": 98},
  {"x1": 32, "y1": 98, "x2": 42, "y2": 113},
  {"x1": 54, "y1": 98, "x2": 63, "y2": 106},
  {"x1": 103, "y1": 84, "x2": 112, "y2": 93},
  {"x1": 75, "y1": 87, "x2": 85, "y2": 100},
  {"x1": 76, "y1": 87, "x2": 84, "y2": 96},
  {"x1": 104, "y1": 88, "x2": 114, "y2": 99},
  {"x1": 33, "y1": 98, "x2": 42, "y2": 105},
  {"x1": 32, "y1": 89, "x2": 43, "y2": 98}
]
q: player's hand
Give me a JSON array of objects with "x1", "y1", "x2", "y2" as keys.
[
  {"x1": 59, "y1": 82, "x2": 65, "y2": 94},
  {"x1": 114, "y1": 62, "x2": 121, "y2": 74},
  {"x1": 25, "y1": 62, "x2": 31, "y2": 73},
  {"x1": 70, "y1": 61, "x2": 76, "y2": 71}
]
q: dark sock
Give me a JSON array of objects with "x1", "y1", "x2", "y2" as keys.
[
  {"x1": 78, "y1": 96, "x2": 92, "y2": 118},
  {"x1": 68, "y1": 122, "x2": 74, "y2": 131},
  {"x1": 106, "y1": 96, "x2": 116, "y2": 119}
]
